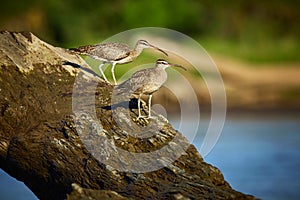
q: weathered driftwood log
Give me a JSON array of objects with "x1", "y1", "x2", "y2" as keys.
[{"x1": 0, "y1": 31, "x2": 255, "y2": 200}]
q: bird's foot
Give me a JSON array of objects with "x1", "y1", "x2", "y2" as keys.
[
  {"x1": 136, "y1": 115, "x2": 156, "y2": 120},
  {"x1": 136, "y1": 115, "x2": 148, "y2": 120}
]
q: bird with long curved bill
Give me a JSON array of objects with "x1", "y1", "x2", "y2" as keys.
[
  {"x1": 69, "y1": 40, "x2": 168, "y2": 85},
  {"x1": 114, "y1": 59, "x2": 186, "y2": 119}
]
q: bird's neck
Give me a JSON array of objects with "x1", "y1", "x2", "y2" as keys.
[
  {"x1": 132, "y1": 45, "x2": 144, "y2": 57},
  {"x1": 155, "y1": 66, "x2": 168, "y2": 77},
  {"x1": 155, "y1": 67, "x2": 168, "y2": 82},
  {"x1": 157, "y1": 65, "x2": 169, "y2": 70}
]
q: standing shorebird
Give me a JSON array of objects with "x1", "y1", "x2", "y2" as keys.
[
  {"x1": 115, "y1": 59, "x2": 186, "y2": 119},
  {"x1": 69, "y1": 40, "x2": 168, "y2": 85}
]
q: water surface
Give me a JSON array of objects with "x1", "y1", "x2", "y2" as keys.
[{"x1": 187, "y1": 115, "x2": 300, "y2": 200}]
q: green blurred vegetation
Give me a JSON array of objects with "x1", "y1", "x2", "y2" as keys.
[{"x1": 1, "y1": 0, "x2": 299, "y2": 63}]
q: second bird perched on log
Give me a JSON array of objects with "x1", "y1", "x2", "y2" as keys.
[
  {"x1": 114, "y1": 59, "x2": 186, "y2": 119},
  {"x1": 69, "y1": 40, "x2": 168, "y2": 85}
]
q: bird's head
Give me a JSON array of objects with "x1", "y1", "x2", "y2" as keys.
[
  {"x1": 156, "y1": 59, "x2": 187, "y2": 71},
  {"x1": 136, "y1": 40, "x2": 168, "y2": 56}
]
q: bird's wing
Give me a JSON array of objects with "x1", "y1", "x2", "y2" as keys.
[
  {"x1": 116, "y1": 68, "x2": 153, "y2": 94},
  {"x1": 90, "y1": 43, "x2": 132, "y2": 61}
]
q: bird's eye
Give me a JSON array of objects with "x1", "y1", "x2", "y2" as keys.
[
  {"x1": 157, "y1": 59, "x2": 168, "y2": 64},
  {"x1": 139, "y1": 40, "x2": 148, "y2": 45}
]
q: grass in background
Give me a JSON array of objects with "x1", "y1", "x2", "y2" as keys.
[
  {"x1": 201, "y1": 36, "x2": 300, "y2": 64},
  {"x1": 1, "y1": 0, "x2": 299, "y2": 65}
]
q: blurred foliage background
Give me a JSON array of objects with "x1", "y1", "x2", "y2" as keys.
[{"x1": 1, "y1": 0, "x2": 299, "y2": 63}]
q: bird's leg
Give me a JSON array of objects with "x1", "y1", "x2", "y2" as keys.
[
  {"x1": 147, "y1": 94, "x2": 152, "y2": 118},
  {"x1": 137, "y1": 93, "x2": 146, "y2": 119},
  {"x1": 137, "y1": 94, "x2": 142, "y2": 119},
  {"x1": 111, "y1": 63, "x2": 117, "y2": 85},
  {"x1": 146, "y1": 94, "x2": 155, "y2": 119},
  {"x1": 98, "y1": 63, "x2": 108, "y2": 82}
]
